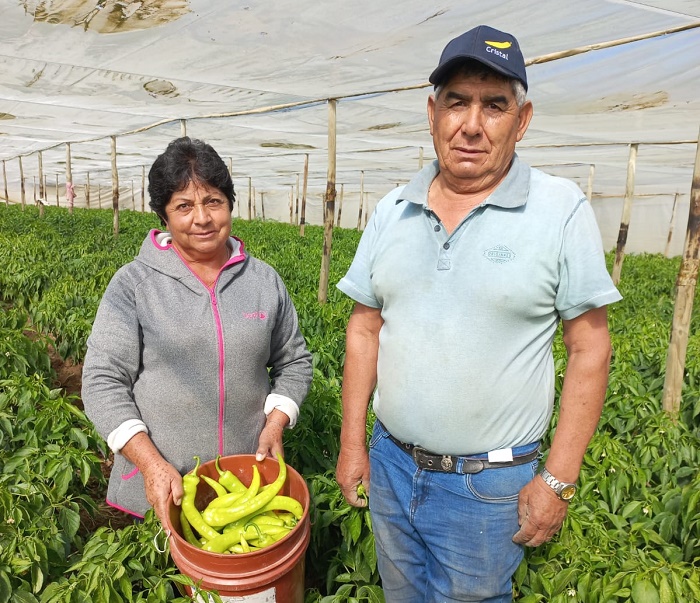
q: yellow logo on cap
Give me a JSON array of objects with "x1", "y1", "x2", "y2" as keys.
[{"x1": 485, "y1": 40, "x2": 512, "y2": 49}]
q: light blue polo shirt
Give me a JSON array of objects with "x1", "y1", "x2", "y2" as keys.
[{"x1": 337, "y1": 155, "x2": 622, "y2": 455}]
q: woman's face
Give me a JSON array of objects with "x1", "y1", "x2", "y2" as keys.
[{"x1": 163, "y1": 180, "x2": 232, "y2": 263}]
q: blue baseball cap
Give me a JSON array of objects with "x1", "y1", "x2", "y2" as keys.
[{"x1": 429, "y1": 25, "x2": 528, "y2": 91}]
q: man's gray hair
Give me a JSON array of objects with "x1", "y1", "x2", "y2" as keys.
[{"x1": 434, "y1": 61, "x2": 528, "y2": 108}]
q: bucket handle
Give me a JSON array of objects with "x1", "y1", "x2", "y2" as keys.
[{"x1": 153, "y1": 525, "x2": 170, "y2": 554}]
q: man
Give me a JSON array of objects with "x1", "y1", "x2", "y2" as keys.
[{"x1": 335, "y1": 25, "x2": 621, "y2": 602}]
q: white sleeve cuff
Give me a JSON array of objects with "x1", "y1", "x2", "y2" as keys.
[
  {"x1": 264, "y1": 393, "x2": 299, "y2": 428},
  {"x1": 107, "y1": 419, "x2": 149, "y2": 453}
]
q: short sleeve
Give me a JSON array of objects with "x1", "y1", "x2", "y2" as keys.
[
  {"x1": 336, "y1": 209, "x2": 383, "y2": 308},
  {"x1": 555, "y1": 199, "x2": 622, "y2": 320}
]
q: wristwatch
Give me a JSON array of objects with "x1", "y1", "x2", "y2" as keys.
[{"x1": 539, "y1": 467, "x2": 577, "y2": 501}]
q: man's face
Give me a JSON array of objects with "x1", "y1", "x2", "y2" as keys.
[{"x1": 427, "y1": 71, "x2": 533, "y2": 193}]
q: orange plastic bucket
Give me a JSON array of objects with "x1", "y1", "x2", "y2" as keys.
[{"x1": 163, "y1": 454, "x2": 310, "y2": 602}]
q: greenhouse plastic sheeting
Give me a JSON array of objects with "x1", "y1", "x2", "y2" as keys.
[{"x1": 0, "y1": 0, "x2": 699, "y2": 254}]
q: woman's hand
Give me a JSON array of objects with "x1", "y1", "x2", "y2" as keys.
[
  {"x1": 255, "y1": 410, "x2": 289, "y2": 461},
  {"x1": 141, "y1": 457, "x2": 184, "y2": 523},
  {"x1": 120, "y1": 432, "x2": 184, "y2": 524}
]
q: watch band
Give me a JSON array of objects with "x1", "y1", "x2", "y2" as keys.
[{"x1": 539, "y1": 467, "x2": 577, "y2": 501}]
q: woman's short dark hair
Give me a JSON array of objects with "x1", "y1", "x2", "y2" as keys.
[{"x1": 148, "y1": 137, "x2": 235, "y2": 224}]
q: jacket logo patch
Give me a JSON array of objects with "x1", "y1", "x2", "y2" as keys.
[
  {"x1": 243, "y1": 311, "x2": 267, "y2": 320},
  {"x1": 483, "y1": 245, "x2": 515, "y2": 264}
]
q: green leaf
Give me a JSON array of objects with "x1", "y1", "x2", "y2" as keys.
[
  {"x1": 58, "y1": 506, "x2": 81, "y2": 540},
  {"x1": 356, "y1": 585, "x2": 384, "y2": 603},
  {"x1": 621, "y1": 500, "x2": 643, "y2": 519},
  {"x1": 657, "y1": 574, "x2": 674, "y2": 603},
  {"x1": 53, "y1": 466, "x2": 72, "y2": 498},
  {"x1": 632, "y1": 580, "x2": 660, "y2": 603},
  {"x1": 0, "y1": 571, "x2": 11, "y2": 603},
  {"x1": 10, "y1": 593, "x2": 39, "y2": 603},
  {"x1": 30, "y1": 563, "x2": 43, "y2": 595}
]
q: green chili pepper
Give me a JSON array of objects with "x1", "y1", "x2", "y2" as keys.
[
  {"x1": 231, "y1": 542, "x2": 261, "y2": 554},
  {"x1": 201, "y1": 474, "x2": 228, "y2": 498},
  {"x1": 275, "y1": 511, "x2": 298, "y2": 527},
  {"x1": 202, "y1": 520, "x2": 291, "y2": 554},
  {"x1": 202, "y1": 454, "x2": 288, "y2": 528},
  {"x1": 222, "y1": 516, "x2": 249, "y2": 533},
  {"x1": 204, "y1": 465, "x2": 260, "y2": 512},
  {"x1": 180, "y1": 509, "x2": 202, "y2": 548},
  {"x1": 248, "y1": 514, "x2": 285, "y2": 527},
  {"x1": 248, "y1": 524, "x2": 291, "y2": 544},
  {"x1": 215, "y1": 456, "x2": 247, "y2": 493},
  {"x1": 181, "y1": 456, "x2": 221, "y2": 541},
  {"x1": 202, "y1": 523, "x2": 262, "y2": 553},
  {"x1": 256, "y1": 495, "x2": 304, "y2": 519}
]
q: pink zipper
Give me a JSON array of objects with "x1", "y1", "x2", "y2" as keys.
[{"x1": 210, "y1": 291, "x2": 226, "y2": 455}]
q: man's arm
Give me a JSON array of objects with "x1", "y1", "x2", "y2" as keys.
[
  {"x1": 513, "y1": 306, "x2": 612, "y2": 546},
  {"x1": 336, "y1": 302, "x2": 384, "y2": 507}
]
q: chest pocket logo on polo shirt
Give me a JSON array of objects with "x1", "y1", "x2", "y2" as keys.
[{"x1": 483, "y1": 245, "x2": 516, "y2": 264}]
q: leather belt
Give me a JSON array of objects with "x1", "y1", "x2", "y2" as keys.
[{"x1": 386, "y1": 432, "x2": 539, "y2": 474}]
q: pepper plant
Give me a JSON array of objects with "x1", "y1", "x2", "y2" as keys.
[{"x1": 0, "y1": 204, "x2": 698, "y2": 602}]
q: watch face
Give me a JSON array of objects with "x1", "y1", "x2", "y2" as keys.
[{"x1": 560, "y1": 485, "x2": 577, "y2": 501}]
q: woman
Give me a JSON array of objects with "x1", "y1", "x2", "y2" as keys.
[{"x1": 81, "y1": 137, "x2": 312, "y2": 523}]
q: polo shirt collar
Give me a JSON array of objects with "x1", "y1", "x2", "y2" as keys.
[{"x1": 398, "y1": 153, "x2": 530, "y2": 209}]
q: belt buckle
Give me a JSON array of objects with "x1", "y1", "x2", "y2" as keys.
[
  {"x1": 411, "y1": 446, "x2": 424, "y2": 467},
  {"x1": 411, "y1": 447, "x2": 456, "y2": 473}
]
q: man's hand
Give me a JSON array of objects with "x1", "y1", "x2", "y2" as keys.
[
  {"x1": 512, "y1": 474, "x2": 569, "y2": 547},
  {"x1": 336, "y1": 444, "x2": 370, "y2": 507}
]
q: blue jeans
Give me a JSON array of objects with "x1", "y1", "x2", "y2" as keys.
[{"x1": 368, "y1": 421, "x2": 541, "y2": 603}]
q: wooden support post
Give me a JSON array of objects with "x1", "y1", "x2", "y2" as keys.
[
  {"x1": 38, "y1": 151, "x2": 44, "y2": 216},
  {"x1": 364, "y1": 192, "x2": 370, "y2": 228},
  {"x1": 665, "y1": 192, "x2": 680, "y2": 257},
  {"x1": 111, "y1": 135, "x2": 120, "y2": 236},
  {"x1": 337, "y1": 183, "x2": 344, "y2": 227},
  {"x1": 141, "y1": 165, "x2": 146, "y2": 212},
  {"x1": 419, "y1": 146, "x2": 424, "y2": 170},
  {"x1": 228, "y1": 158, "x2": 239, "y2": 217},
  {"x1": 662, "y1": 129, "x2": 700, "y2": 415},
  {"x1": 300, "y1": 154, "x2": 309, "y2": 237},
  {"x1": 66, "y1": 142, "x2": 74, "y2": 214},
  {"x1": 586, "y1": 164, "x2": 595, "y2": 202},
  {"x1": 33, "y1": 176, "x2": 37, "y2": 205},
  {"x1": 180, "y1": 119, "x2": 187, "y2": 137},
  {"x1": 318, "y1": 99, "x2": 337, "y2": 304},
  {"x1": 295, "y1": 173, "x2": 300, "y2": 225},
  {"x1": 289, "y1": 185, "x2": 294, "y2": 224},
  {"x1": 357, "y1": 170, "x2": 364, "y2": 230},
  {"x1": 260, "y1": 192, "x2": 265, "y2": 221},
  {"x1": 252, "y1": 186, "x2": 257, "y2": 218},
  {"x1": 55, "y1": 174, "x2": 59, "y2": 206},
  {"x1": 247, "y1": 177, "x2": 252, "y2": 220},
  {"x1": 131, "y1": 179, "x2": 135, "y2": 210},
  {"x1": 85, "y1": 173, "x2": 91, "y2": 209},
  {"x1": 2, "y1": 160, "x2": 8, "y2": 204},
  {"x1": 612, "y1": 143, "x2": 638, "y2": 285},
  {"x1": 38, "y1": 151, "x2": 44, "y2": 198},
  {"x1": 19, "y1": 156, "x2": 26, "y2": 210}
]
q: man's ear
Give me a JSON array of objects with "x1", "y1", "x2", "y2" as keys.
[
  {"x1": 516, "y1": 100, "x2": 534, "y2": 142},
  {"x1": 427, "y1": 94, "x2": 436, "y2": 136}
]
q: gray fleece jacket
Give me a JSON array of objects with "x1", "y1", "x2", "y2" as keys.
[{"x1": 81, "y1": 230, "x2": 312, "y2": 517}]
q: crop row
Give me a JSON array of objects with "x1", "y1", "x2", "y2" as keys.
[{"x1": 0, "y1": 204, "x2": 698, "y2": 602}]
